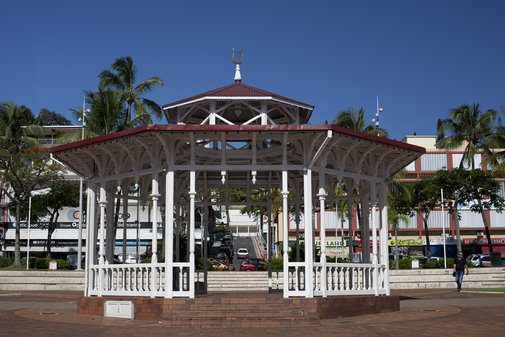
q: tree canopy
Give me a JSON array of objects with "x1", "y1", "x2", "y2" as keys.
[
  {"x1": 98, "y1": 56, "x2": 164, "y2": 125},
  {"x1": 34, "y1": 108, "x2": 71, "y2": 126}
]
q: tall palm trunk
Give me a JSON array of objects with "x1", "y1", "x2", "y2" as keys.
[
  {"x1": 14, "y1": 202, "x2": 21, "y2": 266},
  {"x1": 422, "y1": 214, "x2": 431, "y2": 259},
  {"x1": 394, "y1": 227, "x2": 399, "y2": 269},
  {"x1": 478, "y1": 201, "x2": 493, "y2": 253},
  {"x1": 46, "y1": 211, "x2": 58, "y2": 259},
  {"x1": 127, "y1": 101, "x2": 133, "y2": 122},
  {"x1": 471, "y1": 159, "x2": 494, "y2": 253},
  {"x1": 452, "y1": 204, "x2": 462, "y2": 253}
]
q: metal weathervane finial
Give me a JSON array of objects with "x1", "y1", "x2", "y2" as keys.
[
  {"x1": 232, "y1": 48, "x2": 243, "y2": 83},
  {"x1": 232, "y1": 48, "x2": 244, "y2": 64}
]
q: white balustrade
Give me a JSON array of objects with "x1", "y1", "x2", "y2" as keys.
[
  {"x1": 275, "y1": 262, "x2": 387, "y2": 297},
  {"x1": 88, "y1": 262, "x2": 192, "y2": 297},
  {"x1": 314, "y1": 262, "x2": 387, "y2": 296}
]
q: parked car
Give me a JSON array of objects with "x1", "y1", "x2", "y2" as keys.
[
  {"x1": 237, "y1": 248, "x2": 249, "y2": 259},
  {"x1": 240, "y1": 258, "x2": 265, "y2": 271},
  {"x1": 467, "y1": 254, "x2": 486, "y2": 267},
  {"x1": 210, "y1": 258, "x2": 234, "y2": 271},
  {"x1": 480, "y1": 255, "x2": 492, "y2": 267}
]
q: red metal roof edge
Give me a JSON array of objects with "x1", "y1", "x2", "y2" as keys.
[
  {"x1": 162, "y1": 82, "x2": 315, "y2": 110},
  {"x1": 50, "y1": 124, "x2": 426, "y2": 154}
]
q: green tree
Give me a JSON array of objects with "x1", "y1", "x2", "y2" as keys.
[
  {"x1": 332, "y1": 107, "x2": 388, "y2": 137},
  {"x1": 31, "y1": 179, "x2": 80, "y2": 258},
  {"x1": 437, "y1": 103, "x2": 498, "y2": 252},
  {"x1": 0, "y1": 147, "x2": 61, "y2": 266},
  {"x1": 435, "y1": 169, "x2": 505, "y2": 253},
  {"x1": 98, "y1": 56, "x2": 164, "y2": 124},
  {"x1": 34, "y1": 109, "x2": 71, "y2": 126},
  {"x1": 390, "y1": 179, "x2": 439, "y2": 259}
]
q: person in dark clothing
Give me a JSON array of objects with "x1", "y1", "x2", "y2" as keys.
[{"x1": 453, "y1": 252, "x2": 469, "y2": 292}]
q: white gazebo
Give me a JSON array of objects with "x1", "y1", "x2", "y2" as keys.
[{"x1": 50, "y1": 64, "x2": 424, "y2": 299}]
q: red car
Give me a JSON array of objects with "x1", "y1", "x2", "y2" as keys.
[{"x1": 240, "y1": 258, "x2": 266, "y2": 271}]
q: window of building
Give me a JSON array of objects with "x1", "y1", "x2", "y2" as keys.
[
  {"x1": 420, "y1": 154, "x2": 447, "y2": 171},
  {"x1": 427, "y1": 210, "x2": 449, "y2": 228},
  {"x1": 404, "y1": 160, "x2": 416, "y2": 172},
  {"x1": 451, "y1": 153, "x2": 482, "y2": 170}
]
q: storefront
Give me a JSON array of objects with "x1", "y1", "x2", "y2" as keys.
[{"x1": 463, "y1": 238, "x2": 505, "y2": 255}]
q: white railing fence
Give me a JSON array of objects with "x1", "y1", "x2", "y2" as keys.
[
  {"x1": 314, "y1": 262, "x2": 386, "y2": 296},
  {"x1": 88, "y1": 262, "x2": 192, "y2": 297},
  {"x1": 276, "y1": 262, "x2": 387, "y2": 297}
]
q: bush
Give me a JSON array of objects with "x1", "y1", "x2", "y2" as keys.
[
  {"x1": 21, "y1": 257, "x2": 36, "y2": 269},
  {"x1": 423, "y1": 260, "x2": 438, "y2": 269},
  {"x1": 437, "y1": 258, "x2": 454, "y2": 268},
  {"x1": 141, "y1": 257, "x2": 151, "y2": 264},
  {"x1": 0, "y1": 257, "x2": 14, "y2": 268},
  {"x1": 389, "y1": 259, "x2": 396, "y2": 269},
  {"x1": 265, "y1": 257, "x2": 283, "y2": 271},
  {"x1": 18, "y1": 258, "x2": 71, "y2": 270},
  {"x1": 55, "y1": 259, "x2": 71, "y2": 269},
  {"x1": 399, "y1": 257, "x2": 412, "y2": 269},
  {"x1": 196, "y1": 258, "x2": 212, "y2": 271}
]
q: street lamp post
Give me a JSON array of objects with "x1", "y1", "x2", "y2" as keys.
[
  {"x1": 372, "y1": 96, "x2": 383, "y2": 137},
  {"x1": 77, "y1": 101, "x2": 89, "y2": 270}
]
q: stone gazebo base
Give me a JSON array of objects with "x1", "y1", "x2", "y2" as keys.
[{"x1": 77, "y1": 293, "x2": 400, "y2": 326}]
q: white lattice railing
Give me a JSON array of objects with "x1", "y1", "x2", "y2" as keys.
[{"x1": 88, "y1": 262, "x2": 192, "y2": 297}]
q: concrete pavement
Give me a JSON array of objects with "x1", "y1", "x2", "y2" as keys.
[{"x1": 0, "y1": 289, "x2": 504, "y2": 336}]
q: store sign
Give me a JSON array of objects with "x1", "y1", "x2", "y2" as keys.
[
  {"x1": 462, "y1": 238, "x2": 505, "y2": 245},
  {"x1": 315, "y1": 240, "x2": 359, "y2": 247},
  {"x1": 389, "y1": 239, "x2": 423, "y2": 247}
]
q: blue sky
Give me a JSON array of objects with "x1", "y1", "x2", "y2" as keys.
[{"x1": 1, "y1": 1, "x2": 504, "y2": 140}]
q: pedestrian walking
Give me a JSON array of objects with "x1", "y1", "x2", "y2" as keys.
[{"x1": 453, "y1": 252, "x2": 469, "y2": 292}]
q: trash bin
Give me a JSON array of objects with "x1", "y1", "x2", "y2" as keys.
[{"x1": 490, "y1": 252, "x2": 502, "y2": 267}]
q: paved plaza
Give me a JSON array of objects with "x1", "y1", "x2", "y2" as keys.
[{"x1": 0, "y1": 289, "x2": 504, "y2": 336}]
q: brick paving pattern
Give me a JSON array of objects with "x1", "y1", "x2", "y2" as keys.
[{"x1": 0, "y1": 289, "x2": 504, "y2": 336}]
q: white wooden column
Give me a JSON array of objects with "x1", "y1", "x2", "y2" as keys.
[
  {"x1": 318, "y1": 173, "x2": 327, "y2": 297},
  {"x1": 188, "y1": 133, "x2": 196, "y2": 298},
  {"x1": 370, "y1": 182, "x2": 379, "y2": 296},
  {"x1": 98, "y1": 183, "x2": 106, "y2": 297},
  {"x1": 281, "y1": 133, "x2": 289, "y2": 298},
  {"x1": 151, "y1": 174, "x2": 160, "y2": 298},
  {"x1": 303, "y1": 168, "x2": 313, "y2": 298},
  {"x1": 380, "y1": 182, "x2": 390, "y2": 295},
  {"x1": 164, "y1": 170, "x2": 174, "y2": 298},
  {"x1": 189, "y1": 170, "x2": 196, "y2": 298},
  {"x1": 84, "y1": 184, "x2": 96, "y2": 297}
]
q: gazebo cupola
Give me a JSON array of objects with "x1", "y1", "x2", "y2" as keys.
[{"x1": 163, "y1": 56, "x2": 313, "y2": 126}]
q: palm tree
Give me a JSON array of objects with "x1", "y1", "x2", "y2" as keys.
[
  {"x1": 98, "y1": 56, "x2": 164, "y2": 124},
  {"x1": 0, "y1": 102, "x2": 41, "y2": 148},
  {"x1": 437, "y1": 103, "x2": 497, "y2": 253},
  {"x1": 332, "y1": 107, "x2": 388, "y2": 137}
]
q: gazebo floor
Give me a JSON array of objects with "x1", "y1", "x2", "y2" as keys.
[{"x1": 77, "y1": 292, "x2": 399, "y2": 327}]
